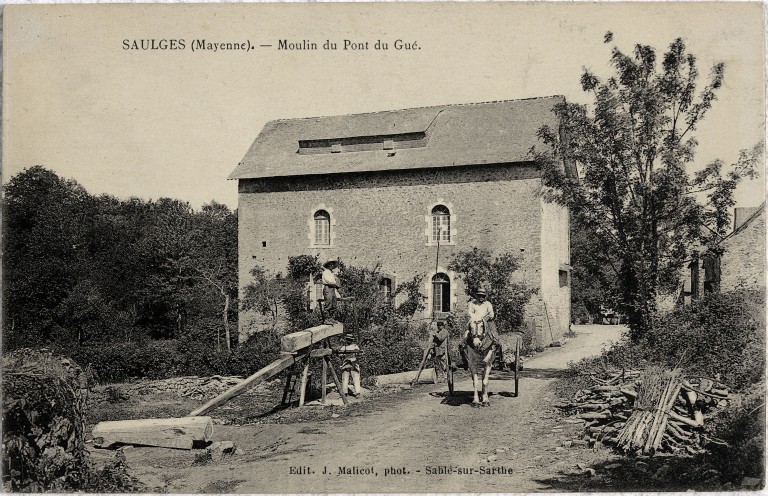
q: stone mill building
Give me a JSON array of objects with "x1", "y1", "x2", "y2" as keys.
[{"x1": 229, "y1": 96, "x2": 574, "y2": 346}]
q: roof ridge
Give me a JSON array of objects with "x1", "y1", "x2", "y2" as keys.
[{"x1": 269, "y1": 95, "x2": 565, "y2": 123}]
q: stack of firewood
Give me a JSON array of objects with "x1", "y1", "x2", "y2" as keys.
[{"x1": 556, "y1": 367, "x2": 731, "y2": 455}]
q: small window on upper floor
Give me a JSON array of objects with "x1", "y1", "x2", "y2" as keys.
[
  {"x1": 431, "y1": 205, "x2": 451, "y2": 243},
  {"x1": 313, "y1": 210, "x2": 331, "y2": 246}
]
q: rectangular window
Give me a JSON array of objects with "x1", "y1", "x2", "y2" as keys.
[
  {"x1": 432, "y1": 215, "x2": 451, "y2": 242},
  {"x1": 432, "y1": 283, "x2": 443, "y2": 313},
  {"x1": 380, "y1": 278, "x2": 393, "y2": 303},
  {"x1": 315, "y1": 218, "x2": 330, "y2": 245}
]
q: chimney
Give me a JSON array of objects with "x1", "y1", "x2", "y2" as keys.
[{"x1": 733, "y1": 207, "x2": 762, "y2": 231}]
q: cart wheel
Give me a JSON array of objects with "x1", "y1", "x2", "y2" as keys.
[{"x1": 514, "y1": 336, "x2": 521, "y2": 397}]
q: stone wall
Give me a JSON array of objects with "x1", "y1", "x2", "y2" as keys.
[
  {"x1": 720, "y1": 209, "x2": 765, "y2": 292},
  {"x1": 237, "y1": 163, "x2": 568, "y2": 345}
]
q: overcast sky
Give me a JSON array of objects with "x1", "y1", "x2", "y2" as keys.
[{"x1": 4, "y1": 3, "x2": 765, "y2": 211}]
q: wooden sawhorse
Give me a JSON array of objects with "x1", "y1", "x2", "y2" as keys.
[{"x1": 281, "y1": 339, "x2": 348, "y2": 407}]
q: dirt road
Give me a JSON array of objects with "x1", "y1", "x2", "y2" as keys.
[{"x1": 118, "y1": 325, "x2": 625, "y2": 493}]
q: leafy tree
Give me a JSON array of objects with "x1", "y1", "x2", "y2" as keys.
[
  {"x1": 536, "y1": 35, "x2": 761, "y2": 338},
  {"x1": 394, "y1": 275, "x2": 426, "y2": 319},
  {"x1": 448, "y1": 247, "x2": 534, "y2": 333},
  {"x1": 4, "y1": 166, "x2": 239, "y2": 351},
  {"x1": 182, "y1": 201, "x2": 238, "y2": 351},
  {"x1": 570, "y1": 216, "x2": 621, "y2": 323},
  {"x1": 240, "y1": 266, "x2": 287, "y2": 331},
  {"x1": 3, "y1": 166, "x2": 93, "y2": 345}
]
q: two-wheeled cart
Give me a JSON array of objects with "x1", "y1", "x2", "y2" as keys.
[{"x1": 412, "y1": 327, "x2": 521, "y2": 397}]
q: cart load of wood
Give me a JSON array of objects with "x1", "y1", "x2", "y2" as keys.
[{"x1": 556, "y1": 367, "x2": 732, "y2": 455}]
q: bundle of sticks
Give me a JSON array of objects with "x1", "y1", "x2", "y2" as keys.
[{"x1": 556, "y1": 367, "x2": 731, "y2": 455}]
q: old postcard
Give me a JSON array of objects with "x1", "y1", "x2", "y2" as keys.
[{"x1": 3, "y1": 2, "x2": 765, "y2": 493}]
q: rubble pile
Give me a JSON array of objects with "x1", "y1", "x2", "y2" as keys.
[
  {"x1": 126, "y1": 375, "x2": 244, "y2": 401},
  {"x1": 557, "y1": 367, "x2": 731, "y2": 455}
]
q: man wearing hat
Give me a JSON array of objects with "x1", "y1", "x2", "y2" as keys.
[
  {"x1": 321, "y1": 260, "x2": 341, "y2": 321},
  {"x1": 468, "y1": 288, "x2": 497, "y2": 339}
]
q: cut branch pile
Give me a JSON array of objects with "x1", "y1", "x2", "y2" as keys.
[
  {"x1": 556, "y1": 367, "x2": 731, "y2": 455},
  {"x1": 2, "y1": 349, "x2": 90, "y2": 491}
]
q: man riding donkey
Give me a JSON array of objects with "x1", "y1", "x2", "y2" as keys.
[{"x1": 460, "y1": 287, "x2": 502, "y2": 407}]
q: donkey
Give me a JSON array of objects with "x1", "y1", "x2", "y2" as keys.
[{"x1": 464, "y1": 318, "x2": 498, "y2": 407}]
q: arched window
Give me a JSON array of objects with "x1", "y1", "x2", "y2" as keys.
[
  {"x1": 431, "y1": 273, "x2": 451, "y2": 313},
  {"x1": 431, "y1": 205, "x2": 451, "y2": 242},
  {"x1": 314, "y1": 210, "x2": 331, "y2": 245}
]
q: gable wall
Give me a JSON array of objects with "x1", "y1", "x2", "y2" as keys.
[{"x1": 720, "y1": 210, "x2": 766, "y2": 291}]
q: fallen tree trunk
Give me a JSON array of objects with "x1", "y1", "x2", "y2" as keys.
[{"x1": 92, "y1": 416, "x2": 213, "y2": 450}]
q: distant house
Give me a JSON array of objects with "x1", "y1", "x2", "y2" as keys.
[
  {"x1": 229, "y1": 96, "x2": 574, "y2": 345},
  {"x1": 683, "y1": 203, "x2": 766, "y2": 303}
]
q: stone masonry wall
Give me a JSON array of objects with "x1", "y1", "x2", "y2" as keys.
[
  {"x1": 720, "y1": 210, "x2": 765, "y2": 292},
  {"x1": 537, "y1": 199, "x2": 571, "y2": 344},
  {"x1": 237, "y1": 163, "x2": 567, "y2": 345}
]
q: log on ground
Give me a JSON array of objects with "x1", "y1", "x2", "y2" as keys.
[{"x1": 92, "y1": 416, "x2": 213, "y2": 450}]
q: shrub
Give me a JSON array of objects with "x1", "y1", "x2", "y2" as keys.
[
  {"x1": 65, "y1": 340, "x2": 178, "y2": 383},
  {"x1": 225, "y1": 329, "x2": 282, "y2": 377},
  {"x1": 357, "y1": 316, "x2": 427, "y2": 378},
  {"x1": 448, "y1": 247, "x2": 534, "y2": 333},
  {"x1": 103, "y1": 386, "x2": 129, "y2": 403},
  {"x1": 395, "y1": 275, "x2": 426, "y2": 318},
  {"x1": 2, "y1": 349, "x2": 143, "y2": 492},
  {"x1": 57, "y1": 328, "x2": 283, "y2": 384},
  {"x1": 569, "y1": 289, "x2": 765, "y2": 392},
  {"x1": 707, "y1": 382, "x2": 765, "y2": 483}
]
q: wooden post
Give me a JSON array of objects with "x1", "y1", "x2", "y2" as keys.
[
  {"x1": 325, "y1": 356, "x2": 348, "y2": 405},
  {"x1": 446, "y1": 341, "x2": 454, "y2": 396},
  {"x1": 514, "y1": 336, "x2": 520, "y2": 397},
  {"x1": 322, "y1": 355, "x2": 328, "y2": 404},
  {"x1": 190, "y1": 353, "x2": 306, "y2": 416},
  {"x1": 298, "y1": 358, "x2": 310, "y2": 407},
  {"x1": 411, "y1": 345, "x2": 434, "y2": 386},
  {"x1": 281, "y1": 369, "x2": 295, "y2": 406}
]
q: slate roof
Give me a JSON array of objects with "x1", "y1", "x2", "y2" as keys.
[{"x1": 229, "y1": 95, "x2": 564, "y2": 180}]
